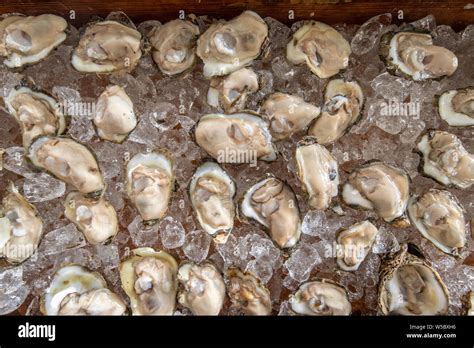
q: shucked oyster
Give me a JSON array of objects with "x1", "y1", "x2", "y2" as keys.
[
  {"x1": 0, "y1": 183, "x2": 43, "y2": 264},
  {"x1": 28, "y1": 136, "x2": 105, "y2": 197},
  {"x1": 41, "y1": 264, "x2": 126, "y2": 315},
  {"x1": 189, "y1": 162, "x2": 235, "y2": 244},
  {"x1": 64, "y1": 191, "x2": 118, "y2": 245},
  {"x1": 342, "y1": 162, "x2": 410, "y2": 223},
  {"x1": 93, "y1": 85, "x2": 137, "y2": 143},
  {"x1": 195, "y1": 113, "x2": 277, "y2": 163},
  {"x1": 5, "y1": 86, "x2": 66, "y2": 148},
  {"x1": 72, "y1": 20, "x2": 141, "y2": 73},
  {"x1": 289, "y1": 279, "x2": 351, "y2": 316},
  {"x1": 178, "y1": 262, "x2": 226, "y2": 316},
  {"x1": 308, "y1": 79, "x2": 363, "y2": 144},
  {"x1": 207, "y1": 67, "x2": 259, "y2": 113},
  {"x1": 438, "y1": 87, "x2": 474, "y2": 126},
  {"x1": 295, "y1": 138, "x2": 339, "y2": 210},
  {"x1": 378, "y1": 244, "x2": 449, "y2": 315},
  {"x1": 261, "y1": 93, "x2": 321, "y2": 141},
  {"x1": 119, "y1": 247, "x2": 178, "y2": 315},
  {"x1": 287, "y1": 21, "x2": 351, "y2": 79},
  {"x1": 196, "y1": 11, "x2": 268, "y2": 78},
  {"x1": 225, "y1": 268, "x2": 272, "y2": 316},
  {"x1": 149, "y1": 19, "x2": 199, "y2": 75},
  {"x1": 241, "y1": 176, "x2": 301, "y2": 248},
  {"x1": 382, "y1": 31, "x2": 458, "y2": 81},
  {"x1": 0, "y1": 14, "x2": 67, "y2": 68},
  {"x1": 408, "y1": 189, "x2": 467, "y2": 256},
  {"x1": 417, "y1": 130, "x2": 474, "y2": 189},
  {"x1": 126, "y1": 152, "x2": 174, "y2": 222}
]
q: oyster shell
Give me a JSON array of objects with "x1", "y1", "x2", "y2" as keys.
[
  {"x1": 149, "y1": 19, "x2": 199, "y2": 75},
  {"x1": 189, "y1": 162, "x2": 235, "y2": 243},
  {"x1": 417, "y1": 130, "x2": 474, "y2": 189},
  {"x1": 178, "y1": 262, "x2": 226, "y2": 315},
  {"x1": 28, "y1": 136, "x2": 105, "y2": 197},
  {"x1": 241, "y1": 176, "x2": 301, "y2": 248},
  {"x1": 286, "y1": 21, "x2": 351, "y2": 78},
  {"x1": 119, "y1": 247, "x2": 178, "y2": 315},
  {"x1": 196, "y1": 11, "x2": 268, "y2": 78},
  {"x1": 438, "y1": 87, "x2": 474, "y2": 126},
  {"x1": 289, "y1": 279, "x2": 351, "y2": 316}
]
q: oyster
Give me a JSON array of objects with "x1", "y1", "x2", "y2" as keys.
[
  {"x1": 93, "y1": 85, "x2": 137, "y2": 143},
  {"x1": 196, "y1": 11, "x2": 268, "y2": 78},
  {"x1": 195, "y1": 113, "x2": 277, "y2": 163},
  {"x1": 0, "y1": 14, "x2": 67, "y2": 68},
  {"x1": 28, "y1": 136, "x2": 105, "y2": 196},
  {"x1": 261, "y1": 93, "x2": 321, "y2": 141},
  {"x1": 189, "y1": 162, "x2": 235, "y2": 243},
  {"x1": 468, "y1": 292, "x2": 474, "y2": 316},
  {"x1": 72, "y1": 20, "x2": 142, "y2": 73},
  {"x1": 225, "y1": 268, "x2": 271, "y2": 316},
  {"x1": 342, "y1": 162, "x2": 410, "y2": 223},
  {"x1": 207, "y1": 67, "x2": 259, "y2": 113},
  {"x1": 0, "y1": 184, "x2": 43, "y2": 264},
  {"x1": 5, "y1": 86, "x2": 66, "y2": 148},
  {"x1": 378, "y1": 244, "x2": 449, "y2": 315},
  {"x1": 149, "y1": 19, "x2": 199, "y2": 75},
  {"x1": 383, "y1": 31, "x2": 458, "y2": 80},
  {"x1": 407, "y1": 189, "x2": 467, "y2": 256},
  {"x1": 125, "y1": 152, "x2": 174, "y2": 222},
  {"x1": 286, "y1": 21, "x2": 351, "y2": 79},
  {"x1": 417, "y1": 130, "x2": 474, "y2": 189},
  {"x1": 289, "y1": 279, "x2": 351, "y2": 316},
  {"x1": 308, "y1": 79, "x2": 364, "y2": 144},
  {"x1": 41, "y1": 264, "x2": 126, "y2": 315},
  {"x1": 241, "y1": 176, "x2": 301, "y2": 248},
  {"x1": 64, "y1": 191, "x2": 118, "y2": 245},
  {"x1": 178, "y1": 262, "x2": 226, "y2": 315},
  {"x1": 336, "y1": 220, "x2": 379, "y2": 271},
  {"x1": 438, "y1": 87, "x2": 474, "y2": 126},
  {"x1": 119, "y1": 247, "x2": 178, "y2": 315},
  {"x1": 295, "y1": 139, "x2": 339, "y2": 210}
]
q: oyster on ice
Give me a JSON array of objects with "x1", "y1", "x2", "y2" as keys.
[
  {"x1": 241, "y1": 176, "x2": 301, "y2": 248},
  {"x1": 189, "y1": 162, "x2": 235, "y2": 244},
  {"x1": 308, "y1": 79, "x2": 364, "y2": 144},
  {"x1": 207, "y1": 67, "x2": 259, "y2": 113},
  {"x1": 225, "y1": 268, "x2": 272, "y2": 316},
  {"x1": 196, "y1": 11, "x2": 268, "y2": 78},
  {"x1": 342, "y1": 162, "x2": 410, "y2": 223},
  {"x1": 378, "y1": 244, "x2": 449, "y2": 315},
  {"x1": 336, "y1": 220, "x2": 379, "y2": 271},
  {"x1": 5, "y1": 86, "x2": 66, "y2": 148},
  {"x1": 149, "y1": 19, "x2": 199, "y2": 75},
  {"x1": 72, "y1": 20, "x2": 142, "y2": 73},
  {"x1": 295, "y1": 138, "x2": 339, "y2": 210},
  {"x1": 41, "y1": 264, "x2": 126, "y2": 315},
  {"x1": 261, "y1": 93, "x2": 321, "y2": 141},
  {"x1": 286, "y1": 21, "x2": 351, "y2": 79},
  {"x1": 93, "y1": 85, "x2": 137, "y2": 143},
  {"x1": 178, "y1": 262, "x2": 226, "y2": 316},
  {"x1": 28, "y1": 136, "x2": 105, "y2": 197},
  {"x1": 0, "y1": 14, "x2": 67, "y2": 68},
  {"x1": 195, "y1": 113, "x2": 277, "y2": 163},
  {"x1": 64, "y1": 191, "x2": 118, "y2": 245},
  {"x1": 382, "y1": 31, "x2": 458, "y2": 80},
  {"x1": 289, "y1": 279, "x2": 351, "y2": 316},
  {"x1": 407, "y1": 189, "x2": 467, "y2": 256},
  {"x1": 438, "y1": 87, "x2": 474, "y2": 126},
  {"x1": 119, "y1": 247, "x2": 178, "y2": 315},
  {"x1": 125, "y1": 152, "x2": 174, "y2": 222},
  {"x1": 0, "y1": 183, "x2": 43, "y2": 264},
  {"x1": 417, "y1": 130, "x2": 474, "y2": 189}
]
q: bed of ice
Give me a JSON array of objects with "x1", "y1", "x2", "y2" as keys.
[{"x1": 0, "y1": 13, "x2": 473, "y2": 316}]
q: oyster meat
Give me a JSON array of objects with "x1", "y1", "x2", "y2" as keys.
[{"x1": 438, "y1": 87, "x2": 474, "y2": 126}]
